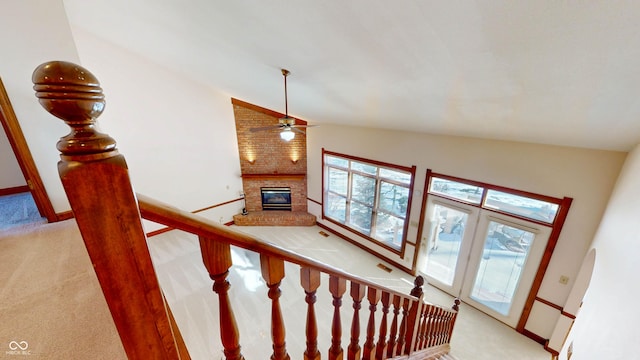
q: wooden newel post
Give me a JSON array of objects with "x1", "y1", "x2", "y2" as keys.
[
  {"x1": 32, "y1": 61, "x2": 188, "y2": 359},
  {"x1": 404, "y1": 276, "x2": 425, "y2": 355},
  {"x1": 448, "y1": 298, "x2": 461, "y2": 341}
]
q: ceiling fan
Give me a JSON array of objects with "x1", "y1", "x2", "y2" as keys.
[{"x1": 250, "y1": 69, "x2": 316, "y2": 141}]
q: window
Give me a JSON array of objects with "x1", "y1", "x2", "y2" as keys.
[
  {"x1": 323, "y1": 150, "x2": 415, "y2": 253},
  {"x1": 429, "y1": 176, "x2": 483, "y2": 205},
  {"x1": 428, "y1": 174, "x2": 561, "y2": 225},
  {"x1": 484, "y1": 189, "x2": 559, "y2": 224}
]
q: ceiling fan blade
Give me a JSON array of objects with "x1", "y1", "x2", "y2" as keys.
[
  {"x1": 250, "y1": 125, "x2": 282, "y2": 132},
  {"x1": 290, "y1": 124, "x2": 318, "y2": 129},
  {"x1": 291, "y1": 127, "x2": 306, "y2": 135}
]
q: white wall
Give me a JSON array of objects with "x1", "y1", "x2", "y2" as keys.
[
  {"x1": 0, "y1": 128, "x2": 25, "y2": 189},
  {"x1": 0, "y1": 0, "x2": 80, "y2": 210},
  {"x1": 69, "y1": 27, "x2": 244, "y2": 228},
  {"x1": 567, "y1": 143, "x2": 640, "y2": 360},
  {"x1": 307, "y1": 124, "x2": 626, "y2": 336}
]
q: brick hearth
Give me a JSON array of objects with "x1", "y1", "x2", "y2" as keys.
[{"x1": 233, "y1": 211, "x2": 316, "y2": 226}]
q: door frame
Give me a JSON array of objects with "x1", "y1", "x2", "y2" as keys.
[
  {"x1": 415, "y1": 169, "x2": 573, "y2": 342},
  {"x1": 0, "y1": 77, "x2": 58, "y2": 222}
]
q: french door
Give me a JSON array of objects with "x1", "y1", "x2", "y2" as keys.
[{"x1": 420, "y1": 196, "x2": 551, "y2": 327}]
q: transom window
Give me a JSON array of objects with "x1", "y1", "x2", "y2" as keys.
[
  {"x1": 429, "y1": 175, "x2": 560, "y2": 225},
  {"x1": 323, "y1": 150, "x2": 416, "y2": 253}
]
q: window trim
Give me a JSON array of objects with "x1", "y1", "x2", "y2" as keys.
[{"x1": 322, "y1": 149, "x2": 416, "y2": 256}]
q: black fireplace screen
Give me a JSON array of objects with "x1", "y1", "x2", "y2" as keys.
[{"x1": 261, "y1": 187, "x2": 292, "y2": 211}]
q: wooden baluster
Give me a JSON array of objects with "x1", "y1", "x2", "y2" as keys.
[
  {"x1": 301, "y1": 268, "x2": 321, "y2": 360},
  {"x1": 444, "y1": 309, "x2": 454, "y2": 344},
  {"x1": 328, "y1": 275, "x2": 347, "y2": 360},
  {"x1": 404, "y1": 300, "x2": 419, "y2": 354},
  {"x1": 442, "y1": 310, "x2": 453, "y2": 345},
  {"x1": 32, "y1": 61, "x2": 187, "y2": 359},
  {"x1": 395, "y1": 298, "x2": 409, "y2": 355},
  {"x1": 441, "y1": 311, "x2": 450, "y2": 344},
  {"x1": 441, "y1": 309, "x2": 450, "y2": 346},
  {"x1": 386, "y1": 295, "x2": 401, "y2": 358},
  {"x1": 260, "y1": 254, "x2": 290, "y2": 360},
  {"x1": 347, "y1": 282, "x2": 366, "y2": 360},
  {"x1": 420, "y1": 305, "x2": 436, "y2": 348},
  {"x1": 439, "y1": 309, "x2": 448, "y2": 346},
  {"x1": 446, "y1": 310, "x2": 455, "y2": 344},
  {"x1": 431, "y1": 307, "x2": 443, "y2": 347},
  {"x1": 423, "y1": 306, "x2": 434, "y2": 348},
  {"x1": 374, "y1": 291, "x2": 390, "y2": 360},
  {"x1": 431, "y1": 307, "x2": 447, "y2": 346},
  {"x1": 362, "y1": 287, "x2": 381, "y2": 360},
  {"x1": 416, "y1": 305, "x2": 428, "y2": 350},
  {"x1": 200, "y1": 236, "x2": 244, "y2": 360}
]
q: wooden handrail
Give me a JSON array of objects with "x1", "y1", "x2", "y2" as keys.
[
  {"x1": 33, "y1": 60, "x2": 460, "y2": 360},
  {"x1": 138, "y1": 193, "x2": 420, "y2": 301},
  {"x1": 138, "y1": 193, "x2": 461, "y2": 359}
]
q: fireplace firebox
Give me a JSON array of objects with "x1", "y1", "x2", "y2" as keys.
[{"x1": 261, "y1": 187, "x2": 292, "y2": 211}]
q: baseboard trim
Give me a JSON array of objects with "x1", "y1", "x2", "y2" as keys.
[
  {"x1": 56, "y1": 210, "x2": 74, "y2": 222},
  {"x1": 522, "y1": 329, "x2": 547, "y2": 345},
  {"x1": 147, "y1": 227, "x2": 174, "y2": 237},
  {"x1": 316, "y1": 222, "x2": 414, "y2": 275},
  {"x1": 0, "y1": 185, "x2": 30, "y2": 196}
]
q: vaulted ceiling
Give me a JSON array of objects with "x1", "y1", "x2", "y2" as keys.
[{"x1": 63, "y1": 1, "x2": 640, "y2": 151}]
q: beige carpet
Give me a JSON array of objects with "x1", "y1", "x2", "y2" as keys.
[
  {"x1": 0, "y1": 219, "x2": 551, "y2": 359},
  {"x1": 0, "y1": 220, "x2": 126, "y2": 359}
]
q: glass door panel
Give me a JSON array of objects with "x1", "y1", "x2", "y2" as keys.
[
  {"x1": 424, "y1": 204, "x2": 466, "y2": 286},
  {"x1": 469, "y1": 221, "x2": 535, "y2": 315},
  {"x1": 461, "y1": 214, "x2": 551, "y2": 327},
  {"x1": 420, "y1": 199, "x2": 477, "y2": 295}
]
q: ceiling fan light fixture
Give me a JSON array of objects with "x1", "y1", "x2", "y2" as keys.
[
  {"x1": 249, "y1": 68, "x2": 316, "y2": 137},
  {"x1": 280, "y1": 128, "x2": 295, "y2": 141}
]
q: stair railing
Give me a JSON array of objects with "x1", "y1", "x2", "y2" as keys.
[{"x1": 32, "y1": 60, "x2": 459, "y2": 360}]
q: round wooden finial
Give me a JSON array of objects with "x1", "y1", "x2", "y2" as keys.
[
  {"x1": 410, "y1": 275, "x2": 425, "y2": 298},
  {"x1": 452, "y1": 298, "x2": 461, "y2": 312},
  {"x1": 32, "y1": 61, "x2": 116, "y2": 155}
]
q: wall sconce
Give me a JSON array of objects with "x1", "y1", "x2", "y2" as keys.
[
  {"x1": 291, "y1": 159, "x2": 299, "y2": 164},
  {"x1": 247, "y1": 159, "x2": 256, "y2": 165}
]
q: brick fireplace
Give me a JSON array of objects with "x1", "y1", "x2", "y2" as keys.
[{"x1": 231, "y1": 98, "x2": 316, "y2": 226}]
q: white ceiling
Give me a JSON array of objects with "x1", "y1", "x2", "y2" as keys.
[{"x1": 63, "y1": 1, "x2": 640, "y2": 151}]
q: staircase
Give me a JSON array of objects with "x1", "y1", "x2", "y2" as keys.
[
  {"x1": 436, "y1": 354, "x2": 459, "y2": 360},
  {"x1": 389, "y1": 344, "x2": 460, "y2": 360},
  {"x1": 31, "y1": 60, "x2": 462, "y2": 360}
]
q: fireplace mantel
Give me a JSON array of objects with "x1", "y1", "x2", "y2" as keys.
[{"x1": 241, "y1": 173, "x2": 306, "y2": 180}]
